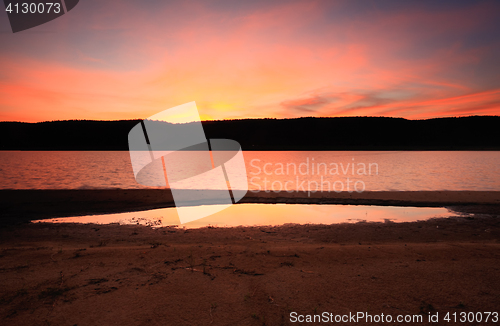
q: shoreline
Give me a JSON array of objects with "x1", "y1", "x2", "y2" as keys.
[{"x1": 1, "y1": 189, "x2": 499, "y2": 224}]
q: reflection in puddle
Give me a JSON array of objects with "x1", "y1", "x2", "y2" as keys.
[{"x1": 32, "y1": 204, "x2": 457, "y2": 229}]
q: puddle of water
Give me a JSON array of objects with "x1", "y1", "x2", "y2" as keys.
[{"x1": 32, "y1": 204, "x2": 456, "y2": 228}]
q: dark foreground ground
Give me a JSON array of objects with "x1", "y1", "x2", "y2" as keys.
[{"x1": 1, "y1": 210, "x2": 499, "y2": 325}]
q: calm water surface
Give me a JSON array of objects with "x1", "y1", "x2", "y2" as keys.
[
  {"x1": 33, "y1": 204, "x2": 457, "y2": 229},
  {"x1": 1, "y1": 151, "x2": 499, "y2": 191}
]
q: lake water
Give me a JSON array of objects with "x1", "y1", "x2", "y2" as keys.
[
  {"x1": 32, "y1": 204, "x2": 457, "y2": 228},
  {"x1": 1, "y1": 151, "x2": 499, "y2": 191}
]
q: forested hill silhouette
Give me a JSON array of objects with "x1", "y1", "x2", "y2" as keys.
[{"x1": 0, "y1": 116, "x2": 499, "y2": 150}]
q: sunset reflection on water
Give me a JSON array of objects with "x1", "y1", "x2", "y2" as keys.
[{"x1": 33, "y1": 204, "x2": 456, "y2": 229}]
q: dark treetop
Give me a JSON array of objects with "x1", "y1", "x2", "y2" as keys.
[{"x1": 0, "y1": 116, "x2": 498, "y2": 150}]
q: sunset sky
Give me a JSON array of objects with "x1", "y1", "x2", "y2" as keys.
[{"x1": 0, "y1": 0, "x2": 499, "y2": 122}]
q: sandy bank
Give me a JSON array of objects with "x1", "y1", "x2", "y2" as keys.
[
  {"x1": 1, "y1": 189, "x2": 499, "y2": 224},
  {"x1": 0, "y1": 215, "x2": 499, "y2": 325}
]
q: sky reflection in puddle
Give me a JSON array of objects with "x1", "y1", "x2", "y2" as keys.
[{"x1": 33, "y1": 204, "x2": 457, "y2": 228}]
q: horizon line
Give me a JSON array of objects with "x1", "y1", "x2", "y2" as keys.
[{"x1": 1, "y1": 114, "x2": 499, "y2": 124}]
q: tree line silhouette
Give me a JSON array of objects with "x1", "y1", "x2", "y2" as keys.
[{"x1": 0, "y1": 116, "x2": 498, "y2": 150}]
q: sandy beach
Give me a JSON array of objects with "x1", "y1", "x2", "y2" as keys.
[{"x1": 1, "y1": 190, "x2": 499, "y2": 325}]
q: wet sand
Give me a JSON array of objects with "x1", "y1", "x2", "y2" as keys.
[
  {"x1": 1, "y1": 190, "x2": 499, "y2": 325},
  {"x1": 1, "y1": 213, "x2": 500, "y2": 325}
]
